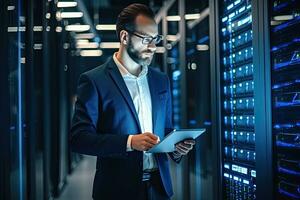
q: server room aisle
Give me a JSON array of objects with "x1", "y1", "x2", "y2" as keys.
[{"x1": 55, "y1": 156, "x2": 96, "y2": 200}]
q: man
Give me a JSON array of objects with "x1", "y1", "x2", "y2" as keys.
[{"x1": 70, "y1": 3, "x2": 195, "y2": 200}]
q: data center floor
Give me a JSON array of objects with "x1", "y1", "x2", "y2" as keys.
[{"x1": 55, "y1": 156, "x2": 96, "y2": 200}]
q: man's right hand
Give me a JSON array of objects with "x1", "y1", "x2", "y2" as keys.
[{"x1": 131, "y1": 132, "x2": 159, "y2": 151}]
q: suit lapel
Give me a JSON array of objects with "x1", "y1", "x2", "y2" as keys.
[{"x1": 107, "y1": 58, "x2": 142, "y2": 132}]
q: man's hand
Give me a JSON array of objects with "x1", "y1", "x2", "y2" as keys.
[
  {"x1": 173, "y1": 139, "x2": 195, "y2": 156},
  {"x1": 131, "y1": 132, "x2": 159, "y2": 151}
]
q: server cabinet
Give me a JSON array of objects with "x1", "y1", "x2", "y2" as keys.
[
  {"x1": 213, "y1": 0, "x2": 300, "y2": 199},
  {"x1": 270, "y1": 0, "x2": 300, "y2": 199},
  {"x1": 217, "y1": 0, "x2": 256, "y2": 199},
  {"x1": 4, "y1": 0, "x2": 28, "y2": 199}
]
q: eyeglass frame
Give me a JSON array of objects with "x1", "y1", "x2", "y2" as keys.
[{"x1": 124, "y1": 29, "x2": 163, "y2": 45}]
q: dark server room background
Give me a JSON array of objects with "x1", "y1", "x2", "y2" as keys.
[{"x1": 0, "y1": 0, "x2": 299, "y2": 199}]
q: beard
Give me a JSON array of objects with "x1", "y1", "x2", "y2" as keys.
[{"x1": 127, "y1": 39, "x2": 153, "y2": 67}]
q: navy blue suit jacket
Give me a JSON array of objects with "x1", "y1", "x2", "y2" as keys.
[{"x1": 70, "y1": 57, "x2": 181, "y2": 199}]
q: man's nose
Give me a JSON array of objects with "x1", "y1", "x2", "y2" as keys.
[{"x1": 147, "y1": 42, "x2": 156, "y2": 52}]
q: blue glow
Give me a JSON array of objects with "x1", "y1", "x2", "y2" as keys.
[
  {"x1": 274, "y1": 93, "x2": 300, "y2": 107},
  {"x1": 239, "y1": 6, "x2": 246, "y2": 14},
  {"x1": 293, "y1": 92, "x2": 300, "y2": 101},
  {"x1": 275, "y1": 51, "x2": 300, "y2": 69},
  {"x1": 227, "y1": 3, "x2": 234, "y2": 11},
  {"x1": 189, "y1": 120, "x2": 197, "y2": 125},
  {"x1": 234, "y1": 0, "x2": 241, "y2": 6},
  {"x1": 172, "y1": 89, "x2": 179, "y2": 96},
  {"x1": 277, "y1": 141, "x2": 300, "y2": 148},
  {"x1": 294, "y1": 38, "x2": 300, "y2": 42},
  {"x1": 172, "y1": 70, "x2": 181, "y2": 80},
  {"x1": 278, "y1": 167, "x2": 300, "y2": 176},
  {"x1": 272, "y1": 81, "x2": 293, "y2": 89},
  {"x1": 198, "y1": 36, "x2": 209, "y2": 44},
  {"x1": 228, "y1": 12, "x2": 235, "y2": 19},
  {"x1": 171, "y1": 48, "x2": 178, "y2": 57},
  {"x1": 274, "y1": 124, "x2": 294, "y2": 129},
  {"x1": 186, "y1": 48, "x2": 195, "y2": 56},
  {"x1": 237, "y1": 15, "x2": 252, "y2": 27},
  {"x1": 272, "y1": 38, "x2": 300, "y2": 52},
  {"x1": 279, "y1": 189, "x2": 300, "y2": 199},
  {"x1": 272, "y1": 42, "x2": 290, "y2": 52},
  {"x1": 94, "y1": 36, "x2": 101, "y2": 43},
  {"x1": 276, "y1": 102, "x2": 300, "y2": 107},
  {"x1": 290, "y1": 51, "x2": 300, "y2": 64},
  {"x1": 204, "y1": 121, "x2": 212, "y2": 126},
  {"x1": 273, "y1": 1, "x2": 291, "y2": 12},
  {"x1": 274, "y1": 61, "x2": 290, "y2": 70},
  {"x1": 273, "y1": 16, "x2": 300, "y2": 32},
  {"x1": 222, "y1": 16, "x2": 228, "y2": 23}
]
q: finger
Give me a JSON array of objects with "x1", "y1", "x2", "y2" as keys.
[
  {"x1": 143, "y1": 142, "x2": 154, "y2": 150},
  {"x1": 145, "y1": 137, "x2": 158, "y2": 145},
  {"x1": 146, "y1": 142, "x2": 155, "y2": 148},
  {"x1": 173, "y1": 151, "x2": 181, "y2": 156},
  {"x1": 176, "y1": 145, "x2": 188, "y2": 155},
  {"x1": 175, "y1": 147, "x2": 186, "y2": 155},
  {"x1": 184, "y1": 139, "x2": 195, "y2": 145},
  {"x1": 179, "y1": 143, "x2": 193, "y2": 149},
  {"x1": 177, "y1": 143, "x2": 190, "y2": 151},
  {"x1": 178, "y1": 143, "x2": 193, "y2": 153},
  {"x1": 144, "y1": 133, "x2": 158, "y2": 140},
  {"x1": 148, "y1": 133, "x2": 158, "y2": 141}
]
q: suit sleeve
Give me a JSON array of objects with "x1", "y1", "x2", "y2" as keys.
[
  {"x1": 69, "y1": 74, "x2": 129, "y2": 158},
  {"x1": 164, "y1": 75, "x2": 183, "y2": 164}
]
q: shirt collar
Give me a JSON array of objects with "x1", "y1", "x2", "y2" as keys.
[{"x1": 113, "y1": 52, "x2": 148, "y2": 79}]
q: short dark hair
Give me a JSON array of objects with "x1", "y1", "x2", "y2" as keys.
[{"x1": 116, "y1": 3, "x2": 155, "y2": 41}]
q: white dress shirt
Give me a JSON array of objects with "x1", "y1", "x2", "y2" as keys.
[{"x1": 113, "y1": 53, "x2": 158, "y2": 171}]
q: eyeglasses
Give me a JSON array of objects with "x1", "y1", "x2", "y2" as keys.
[{"x1": 125, "y1": 29, "x2": 163, "y2": 45}]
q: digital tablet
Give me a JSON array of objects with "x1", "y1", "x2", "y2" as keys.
[{"x1": 146, "y1": 128, "x2": 206, "y2": 153}]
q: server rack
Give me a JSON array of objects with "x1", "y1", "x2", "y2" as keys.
[
  {"x1": 6, "y1": 0, "x2": 28, "y2": 199},
  {"x1": 218, "y1": 0, "x2": 257, "y2": 199},
  {"x1": 213, "y1": 0, "x2": 299, "y2": 199},
  {"x1": 270, "y1": 0, "x2": 300, "y2": 199}
]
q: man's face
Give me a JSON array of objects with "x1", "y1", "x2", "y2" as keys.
[{"x1": 126, "y1": 15, "x2": 158, "y2": 67}]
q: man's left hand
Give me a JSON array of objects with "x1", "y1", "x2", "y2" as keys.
[{"x1": 173, "y1": 139, "x2": 196, "y2": 156}]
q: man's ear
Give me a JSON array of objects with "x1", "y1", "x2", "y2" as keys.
[{"x1": 120, "y1": 30, "x2": 128, "y2": 45}]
